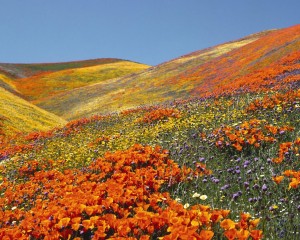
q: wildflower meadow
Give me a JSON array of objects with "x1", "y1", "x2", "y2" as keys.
[
  {"x1": 0, "y1": 23, "x2": 300, "y2": 240},
  {"x1": 0, "y1": 86, "x2": 299, "y2": 239}
]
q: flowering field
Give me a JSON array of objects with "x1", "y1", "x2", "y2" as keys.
[
  {"x1": 0, "y1": 23, "x2": 299, "y2": 240},
  {"x1": 0, "y1": 85, "x2": 299, "y2": 239}
]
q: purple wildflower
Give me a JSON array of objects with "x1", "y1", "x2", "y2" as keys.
[
  {"x1": 213, "y1": 178, "x2": 220, "y2": 184},
  {"x1": 232, "y1": 192, "x2": 241, "y2": 200},
  {"x1": 221, "y1": 184, "x2": 230, "y2": 191},
  {"x1": 262, "y1": 184, "x2": 268, "y2": 191}
]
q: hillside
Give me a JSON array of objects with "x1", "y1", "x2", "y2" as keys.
[
  {"x1": 36, "y1": 25, "x2": 300, "y2": 119},
  {"x1": 13, "y1": 60, "x2": 150, "y2": 103},
  {"x1": 35, "y1": 30, "x2": 269, "y2": 119},
  {"x1": 0, "y1": 71, "x2": 21, "y2": 96},
  {"x1": 0, "y1": 58, "x2": 149, "y2": 134},
  {"x1": 0, "y1": 86, "x2": 66, "y2": 139}
]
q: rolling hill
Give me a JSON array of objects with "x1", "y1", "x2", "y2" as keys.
[
  {"x1": 0, "y1": 59, "x2": 150, "y2": 136},
  {"x1": 35, "y1": 25, "x2": 299, "y2": 120},
  {"x1": 35, "y1": 32, "x2": 266, "y2": 119}
]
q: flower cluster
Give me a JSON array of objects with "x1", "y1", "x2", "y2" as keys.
[
  {"x1": 0, "y1": 145, "x2": 261, "y2": 239},
  {"x1": 0, "y1": 143, "x2": 36, "y2": 161},
  {"x1": 220, "y1": 213, "x2": 262, "y2": 240},
  {"x1": 246, "y1": 89, "x2": 300, "y2": 112},
  {"x1": 272, "y1": 138, "x2": 300, "y2": 163},
  {"x1": 1, "y1": 81, "x2": 299, "y2": 238},
  {"x1": 205, "y1": 119, "x2": 294, "y2": 152},
  {"x1": 138, "y1": 108, "x2": 181, "y2": 124},
  {"x1": 273, "y1": 170, "x2": 300, "y2": 190}
]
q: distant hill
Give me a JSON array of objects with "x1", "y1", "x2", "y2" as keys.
[
  {"x1": 2, "y1": 25, "x2": 299, "y2": 121},
  {"x1": 0, "y1": 58, "x2": 149, "y2": 136},
  {"x1": 0, "y1": 87, "x2": 66, "y2": 138},
  {"x1": 13, "y1": 60, "x2": 150, "y2": 102},
  {"x1": 0, "y1": 58, "x2": 126, "y2": 78},
  {"x1": 35, "y1": 25, "x2": 300, "y2": 119}
]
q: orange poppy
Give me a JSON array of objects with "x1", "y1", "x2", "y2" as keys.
[
  {"x1": 224, "y1": 229, "x2": 237, "y2": 240},
  {"x1": 220, "y1": 219, "x2": 236, "y2": 230},
  {"x1": 236, "y1": 229, "x2": 250, "y2": 240},
  {"x1": 250, "y1": 230, "x2": 263, "y2": 239},
  {"x1": 272, "y1": 176, "x2": 284, "y2": 184},
  {"x1": 199, "y1": 230, "x2": 214, "y2": 240},
  {"x1": 56, "y1": 217, "x2": 70, "y2": 229}
]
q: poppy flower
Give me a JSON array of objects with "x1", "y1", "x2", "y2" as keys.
[
  {"x1": 272, "y1": 176, "x2": 284, "y2": 184},
  {"x1": 199, "y1": 230, "x2": 214, "y2": 240},
  {"x1": 220, "y1": 219, "x2": 236, "y2": 230}
]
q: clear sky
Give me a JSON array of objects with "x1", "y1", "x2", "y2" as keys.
[{"x1": 0, "y1": 0, "x2": 299, "y2": 66}]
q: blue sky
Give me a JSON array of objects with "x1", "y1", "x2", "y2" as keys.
[{"x1": 0, "y1": 0, "x2": 299, "y2": 65}]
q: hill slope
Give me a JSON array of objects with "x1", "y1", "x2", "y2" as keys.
[
  {"x1": 36, "y1": 25, "x2": 299, "y2": 119},
  {"x1": 0, "y1": 87, "x2": 66, "y2": 138},
  {"x1": 35, "y1": 31, "x2": 265, "y2": 119},
  {"x1": 0, "y1": 71, "x2": 21, "y2": 96}
]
